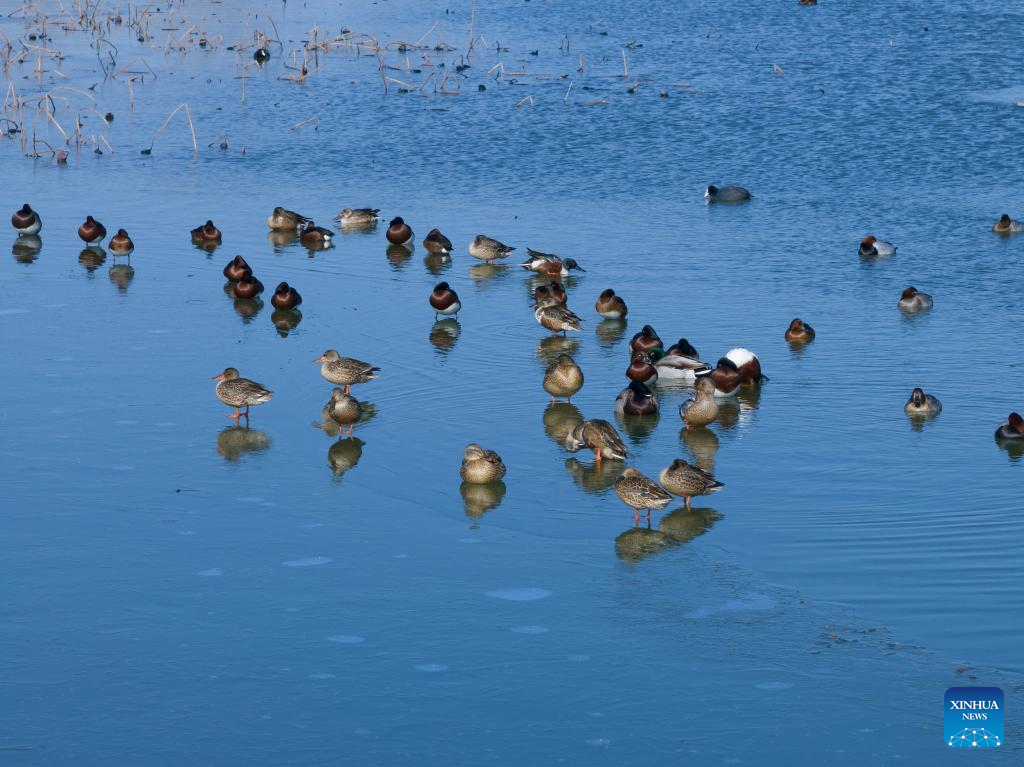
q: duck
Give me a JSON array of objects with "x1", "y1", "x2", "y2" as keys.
[
  {"x1": 543, "y1": 353, "x2": 584, "y2": 403},
  {"x1": 898, "y1": 286, "x2": 933, "y2": 313},
  {"x1": 595, "y1": 289, "x2": 628, "y2": 319},
  {"x1": 697, "y1": 358, "x2": 741, "y2": 397},
  {"x1": 222, "y1": 255, "x2": 251, "y2": 281},
  {"x1": 627, "y1": 351, "x2": 658, "y2": 387},
  {"x1": 904, "y1": 387, "x2": 942, "y2": 416},
  {"x1": 992, "y1": 214, "x2": 1024, "y2": 234},
  {"x1": 299, "y1": 221, "x2": 333, "y2": 246},
  {"x1": 798, "y1": 0, "x2": 817, "y2": 6},
  {"x1": 648, "y1": 347, "x2": 710, "y2": 382},
  {"x1": 11, "y1": 204, "x2": 41, "y2": 235},
  {"x1": 519, "y1": 249, "x2": 585, "y2": 275},
  {"x1": 995, "y1": 412, "x2": 1024, "y2": 440},
  {"x1": 77, "y1": 215, "x2": 106, "y2": 245},
  {"x1": 270, "y1": 281, "x2": 302, "y2": 310},
  {"x1": 386, "y1": 216, "x2": 414, "y2": 246},
  {"x1": 615, "y1": 380, "x2": 659, "y2": 416},
  {"x1": 423, "y1": 228, "x2": 453, "y2": 255},
  {"x1": 108, "y1": 228, "x2": 134, "y2": 255},
  {"x1": 705, "y1": 184, "x2": 750, "y2": 203},
  {"x1": 335, "y1": 208, "x2": 379, "y2": 226},
  {"x1": 313, "y1": 350, "x2": 379, "y2": 394},
  {"x1": 680, "y1": 376, "x2": 719, "y2": 427},
  {"x1": 859, "y1": 235, "x2": 896, "y2": 257},
  {"x1": 460, "y1": 443, "x2": 507, "y2": 484},
  {"x1": 212, "y1": 367, "x2": 273, "y2": 420},
  {"x1": 469, "y1": 234, "x2": 515, "y2": 263},
  {"x1": 191, "y1": 219, "x2": 222, "y2": 243},
  {"x1": 565, "y1": 419, "x2": 628, "y2": 464},
  {"x1": 232, "y1": 273, "x2": 264, "y2": 299},
  {"x1": 267, "y1": 206, "x2": 309, "y2": 231},
  {"x1": 548, "y1": 281, "x2": 568, "y2": 305},
  {"x1": 534, "y1": 300, "x2": 582, "y2": 335},
  {"x1": 785, "y1": 318, "x2": 815, "y2": 342},
  {"x1": 325, "y1": 387, "x2": 362, "y2": 435},
  {"x1": 725, "y1": 347, "x2": 765, "y2": 385},
  {"x1": 614, "y1": 468, "x2": 672, "y2": 524},
  {"x1": 659, "y1": 459, "x2": 724, "y2": 510},
  {"x1": 429, "y1": 281, "x2": 461, "y2": 318},
  {"x1": 630, "y1": 325, "x2": 663, "y2": 355}
]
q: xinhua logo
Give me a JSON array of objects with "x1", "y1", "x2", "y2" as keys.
[{"x1": 945, "y1": 687, "x2": 1003, "y2": 747}]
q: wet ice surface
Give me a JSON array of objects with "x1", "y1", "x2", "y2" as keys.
[{"x1": 1, "y1": 0, "x2": 1023, "y2": 764}]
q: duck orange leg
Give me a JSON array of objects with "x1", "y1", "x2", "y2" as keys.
[
  {"x1": 226, "y1": 407, "x2": 241, "y2": 419},
  {"x1": 343, "y1": 385, "x2": 351, "y2": 395},
  {"x1": 347, "y1": 424, "x2": 354, "y2": 436}
]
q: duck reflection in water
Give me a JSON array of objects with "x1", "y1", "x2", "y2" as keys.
[
  {"x1": 327, "y1": 436, "x2": 365, "y2": 482},
  {"x1": 429, "y1": 318, "x2": 461, "y2": 354},
  {"x1": 108, "y1": 262, "x2": 134, "y2": 292},
  {"x1": 659, "y1": 506, "x2": 722, "y2": 543},
  {"x1": 614, "y1": 408, "x2": 660, "y2": 443},
  {"x1": 680, "y1": 425, "x2": 720, "y2": 473},
  {"x1": 267, "y1": 229, "x2": 299, "y2": 251},
  {"x1": 595, "y1": 318, "x2": 628, "y2": 350},
  {"x1": 271, "y1": 309, "x2": 302, "y2": 337},
  {"x1": 460, "y1": 480, "x2": 507, "y2": 519},
  {"x1": 233, "y1": 297, "x2": 264, "y2": 322},
  {"x1": 468, "y1": 263, "x2": 509, "y2": 284},
  {"x1": 424, "y1": 253, "x2": 451, "y2": 276},
  {"x1": 12, "y1": 235, "x2": 41, "y2": 264},
  {"x1": 614, "y1": 526, "x2": 674, "y2": 564},
  {"x1": 536, "y1": 335, "x2": 579, "y2": 369},
  {"x1": 216, "y1": 425, "x2": 272, "y2": 461},
  {"x1": 386, "y1": 243, "x2": 412, "y2": 270},
  {"x1": 564, "y1": 456, "x2": 623, "y2": 494},
  {"x1": 543, "y1": 402, "x2": 583, "y2": 447},
  {"x1": 78, "y1": 247, "x2": 106, "y2": 274}
]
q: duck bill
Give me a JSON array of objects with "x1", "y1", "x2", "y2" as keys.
[
  {"x1": 312, "y1": 355, "x2": 325, "y2": 364},
  {"x1": 211, "y1": 373, "x2": 226, "y2": 381}
]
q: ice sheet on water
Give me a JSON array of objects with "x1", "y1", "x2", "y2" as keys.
[
  {"x1": 685, "y1": 593, "x2": 775, "y2": 619},
  {"x1": 486, "y1": 588, "x2": 552, "y2": 601}
]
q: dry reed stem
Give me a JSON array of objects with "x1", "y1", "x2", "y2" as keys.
[{"x1": 146, "y1": 101, "x2": 197, "y2": 156}]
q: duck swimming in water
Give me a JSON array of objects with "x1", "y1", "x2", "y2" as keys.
[
  {"x1": 595, "y1": 289, "x2": 628, "y2": 319},
  {"x1": 995, "y1": 412, "x2": 1024, "y2": 440},
  {"x1": 630, "y1": 325, "x2": 663, "y2": 355},
  {"x1": 859, "y1": 235, "x2": 896, "y2": 257},
  {"x1": 627, "y1": 351, "x2": 658, "y2": 387},
  {"x1": 223, "y1": 255, "x2": 250, "y2": 281},
  {"x1": 698, "y1": 357, "x2": 741, "y2": 397},
  {"x1": 267, "y1": 206, "x2": 308, "y2": 231},
  {"x1": 423, "y1": 228, "x2": 453, "y2": 255},
  {"x1": 519, "y1": 249, "x2": 585, "y2": 275},
  {"x1": 705, "y1": 184, "x2": 750, "y2": 203},
  {"x1": 648, "y1": 347, "x2": 710, "y2": 382},
  {"x1": 904, "y1": 388, "x2": 942, "y2": 416},
  {"x1": 460, "y1": 443, "x2": 507, "y2": 484},
  {"x1": 386, "y1": 217, "x2": 414, "y2": 246},
  {"x1": 335, "y1": 208, "x2": 380, "y2": 226},
  {"x1": 299, "y1": 221, "x2": 333, "y2": 246},
  {"x1": 992, "y1": 214, "x2": 1024, "y2": 234},
  {"x1": 785, "y1": 318, "x2": 815, "y2": 342},
  {"x1": 11, "y1": 204, "x2": 41, "y2": 235},
  {"x1": 78, "y1": 215, "x2": 106, "y2": 245},
  {"x1": 270, "y1": 281, "x2": 302, "y2": 310},
  {"x1": 615, "y1": 380, "x2": 659, "y2": 415},
  {"x1": 191, "y1": 219, "x2": 222, "y2": 243},
  {"x1": 232, "y1": 273, "x2": 264, "y2": 299},
  {"x1": 898, "y1": 286, "x2": 933, "y2": 313},
  {"x1": 429, "y1": 282, "x2": 461, "y2": 318}
]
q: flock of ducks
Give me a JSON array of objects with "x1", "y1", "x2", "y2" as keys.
[{"x1": 10, "y1": 188, "x2": 1024, "y2": 524}]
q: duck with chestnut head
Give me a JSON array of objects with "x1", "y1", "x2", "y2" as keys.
[
  {"x1": 785, "y1": 318, "x2": 815, "y2": 342},
  {"x1": 423, "y1": 228, "x2": 453, "y2": 255},
  {"x1": 271, "y1": 282, "x2": 302, "y2": 310},
  {"x1": 697, "y1": 357, "x2": 741, "y2": 397},
  {"x1": 429, "y1": 282, "x2": 461, "y2": 319},
  {"x1": 78, "y1": 215, "x2": 106, "y2": 245},
  {"x1": 223, "y1": 255, "x2": 250, "y2": 282},
  {"x1": 898, "y1": 286, "x2": 933, "y2": 313},
  {"x1": 859, "y1": 235, "x2": 896, "y2": 257},
  {"x1": 627, "y1": 351, "x2": 658, "y2": 387},
  {"x1": 995, "y1": 412, "x2": 1024, "y2": 440},
  {"x1": 232, "y1": 273, "x2": 264, "y2": 299},
  {"x1": 386, "y1": 216, "x2": 414, "y2": 246},
  {"x1": 595, "y1": 289, "x2": 628, "y2": 319},
  {"x1": 11, "y1": 204, "x2": 41, "y2": 235},
  {"x1": 191, "y1": 219, "x2": 222, "y2": 244},
  {"x1": 629, "y1": 325, "x2": 663, "y2": 355},
  {"x1": 992, "y1": 214, "x2": 1024, "y2": 234},
  {"x1": 108, "y1": 229, "x2": 134, "y2": 255}
]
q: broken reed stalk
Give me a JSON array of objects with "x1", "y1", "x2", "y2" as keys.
[
  {"x1": 145, "y1": 101, "x2": 198, "y2": 156},
  {"x1": 621, "y1": 48, "x2": 628, "y2": 78},
  {"x1": 468, "y1": 0, "x2": 476, "y2": 58},
  {"x1": 514, "y1": 94, "x2": 533, "y2": 108}
]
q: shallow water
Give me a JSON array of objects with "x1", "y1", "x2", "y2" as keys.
[{"x1": 1, "y1": 0, "x2": 1022, "y2": 762}]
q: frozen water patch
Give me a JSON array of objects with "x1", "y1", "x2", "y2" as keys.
[
  {"x1": 685, "y1": 593, "x2": 775, "y2": 619},
  {"x1": 486, "y1": 588, "x2": 552, "y2": 602},
  {"x1": 415, "y1": 664, "x2": 448, "y2": 673},
  {"x1": 755, "y1": 681, "x2": 793, "y2": 690},
  {"x1": 327, "y1": 634, "x2": 365, "y2": 644},
  {"x1": 198, "y1": 568, "x2": 223, "y2": 577},
  {"x1": 283, "y1": 556, "x2": 332, "y2": 567},
  {"x1": 511, "y1": 625, "x2": 549, "y2": 635}
]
